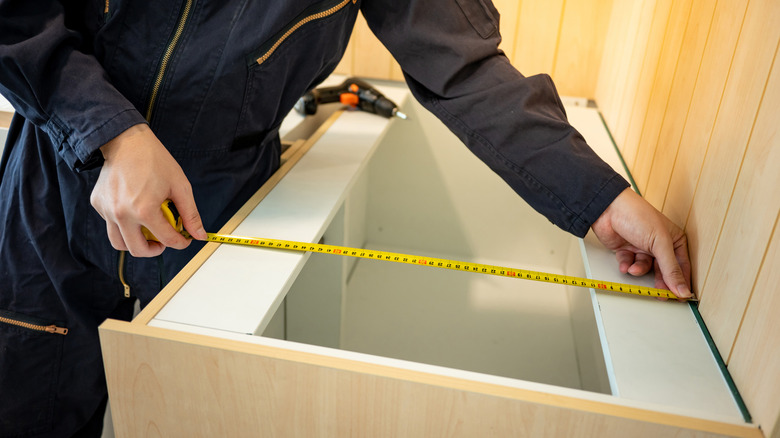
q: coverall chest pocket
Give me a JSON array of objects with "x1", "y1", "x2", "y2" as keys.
[
  {"x1": 0, "y1": 310, "x2": 66, "y2": 437},
  {"x1": 235, "y1": 0, "x2": 357, "y2": 149}
]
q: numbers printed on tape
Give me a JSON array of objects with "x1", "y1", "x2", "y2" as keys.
[{"x1": 205, "y1": 233, "x2": 693, "y2": 301}]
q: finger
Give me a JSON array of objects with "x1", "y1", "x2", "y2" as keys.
[
  {"x1": 653, "y1": 260, "x2": 670, "y2": 301},
  {"x1": 142, "y1": 211, "x2": 191, "y2": 250},
  {"x1": 674, "y1": 235, "x2": 692, "y2": 290},
  {"x1": 615, "y1": 250, "x2": 635, "y2": 274},
  {"x1": 120, "y1": 222, "x2": 166, "y2": 258},
  {"x1": 105, "y1": 222, "x2": 128, "y2": 251},
  {"x1": 652, "y1": 233, "x2": 692, "y2": 299},
  {"x1": 170, "y1": 188, "x2": 207, "y2": 241},
  {"x1": 653, "y1": 259, "x2": 667, "y2": 289},
  {"x1": 627, "y1": 252, "x2": 653, "y2": 276}
]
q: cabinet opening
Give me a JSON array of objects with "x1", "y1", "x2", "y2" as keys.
[{"x1": 262, "y1": 102, "x2": 610, "y2": 394}]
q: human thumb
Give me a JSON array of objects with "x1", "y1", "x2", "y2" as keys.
[
  {"x1": 654, "y1": 235, "x2": 692, "y2": 299},
  {"x1": 170, "y1": 191, "x2": 208, "y2": 241}
]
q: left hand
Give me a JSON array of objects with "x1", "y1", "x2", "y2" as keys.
[{"x1": 591, "y1": 188, "x2": 693, "y2": 299}]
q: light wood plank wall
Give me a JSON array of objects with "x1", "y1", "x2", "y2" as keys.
[
  {"x1": 596, "y1": 1, "x2": 780, "y2": 436},
  {"x1": 334, "y1": 0, "x2": 613, "y2": 98},
  {"x1": 338, "y1": 1, "x2": 780, "y2": 436}
]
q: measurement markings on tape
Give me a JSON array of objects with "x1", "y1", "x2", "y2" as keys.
[
  {"x1": 204, "y1": 233, "x2": 694, "y2": 301},
  {"x1": 153, "y1": 201, "x2": 690, "y2": 301}
]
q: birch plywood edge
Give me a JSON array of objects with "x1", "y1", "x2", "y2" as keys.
[
  {"x1": 132, "y1": 111, "x2": 343, "y2": 325},
  {"x1": 98, "y1": 320, "x2": 761, "y2": 438}
]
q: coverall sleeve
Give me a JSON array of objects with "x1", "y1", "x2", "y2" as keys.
[
  {"x1": 361, "y1": 0, "x2": 630, "y2": 237},
  {"x1": 0, "y1": 0, "x2": 146, "y2": 171}
]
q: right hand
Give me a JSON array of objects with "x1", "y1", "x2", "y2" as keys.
[
  {"x1": 591, "y1": 188, "x2": 693, "y2": 299},
  {"x1": 90, "y1": 124, "x2": 208, "y2": 257}
]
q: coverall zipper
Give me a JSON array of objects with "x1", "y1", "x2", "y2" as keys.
[
  {"x1": 117, "y1": 0, "x2": 195, "y2": 298},
  {"x1": 254, "y1": 0, "x2": 356, "y2": 66},
  {"x1": 118, "y1": 250, "x2": 131, "y2": 298},
  {"x1": 145, "y1": 0, "x2": 195, "y2": 121},
  {"x1": 0, "y1": 314, "x2": 68, "y2": 335}
]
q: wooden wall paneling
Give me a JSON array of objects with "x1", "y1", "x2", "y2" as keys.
[
  {"x1": 685, "y1": 0, "x2": 780, "y2": 308},
  {"x1": 728, "y1": 218, "x2": 780, "y2": 438},
  {"x1": 618, "y1": 0, "x2": 673, "y2": 173},
  {"x1": 389, "y1": 58, "x2": 404, "y2": 81},
  {"x1": 491, "y1": 0, "x2": 522, "y2": 65},
  {"x1": 630, "y1": 0, "x2": 693, "y2": 195},
  {"x1": 349, "y1": 13, "x2": 396, "y2": 80},
  {"x1": 594, "y1": 1, "x2": 647, "y2": 133},
  {"x1": 610, "y1": 0, "x2": 659, "y2": 153},
  {"x1": 552, "y1": 0, "x2": 613, "y2": 98},
  {"x1": 642, "y1": 0, "x2": 717, "y2": 209},
  {"x1": 513, "y1": 0, "x2": 565, "y2": 78},
  {"x1": 593, "y1": 1, "x2": 628, "y2": 126},
  {"x1": 699, "y1": 41, "x2": 780, "y2": 366},
  {"x1": 333, "y1": 33, "x2": 355, "y2": 77},
  {"x1": 336, "y1": 2, "x2": 615, "y2": 98},
  {"x1": 661, "y1": 1, "x2": 749, "y2": 227}
]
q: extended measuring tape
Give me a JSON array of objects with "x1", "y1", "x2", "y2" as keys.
[{"x1": 150, "y1": 201, "x2": 694, "y2": 302}]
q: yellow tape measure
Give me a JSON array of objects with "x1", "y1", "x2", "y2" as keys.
[
  {"x1": 148, "y1": 201, "x2": 694, "y2": 302},
  {"x1": 202, "y1": 233, "x2": 691, "y2": 301}
]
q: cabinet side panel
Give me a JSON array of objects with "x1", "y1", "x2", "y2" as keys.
[
  {"x1": 565, "y1": 238, "x2": 610, "y2": 395},
  {"x1": 99, "y1": 322, "x2": 756, "y2": 438}
]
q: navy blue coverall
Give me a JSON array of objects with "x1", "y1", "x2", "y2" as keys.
[{"x1": 0, "y1": 0, "x2": 629, "y2": 436}]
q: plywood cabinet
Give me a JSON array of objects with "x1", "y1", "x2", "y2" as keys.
[{"x1": 99, "y1": 79, "x2": 760, "y2": 437}]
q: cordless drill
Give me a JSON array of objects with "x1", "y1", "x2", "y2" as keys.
[{"x1": 295, "y1": 77, "x2": 407, "y2": 120}]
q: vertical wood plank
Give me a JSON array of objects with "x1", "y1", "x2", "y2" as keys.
[
  {"x1": 700, "y1": 40, "x2": 780, "y2": 363},
  {"x1": 389, "y1": 59, "x2": 404, "y2": 81},
  {"x1": 661, "y1": 1, "x2": 749, "y2": 227},
  {"x1": 492, "y1": 0, "x2": 522, "y2": 65},
  {"x1": 685, "y1": 0, "x2": 780, "y2": 305},
  {"x1": 351, "y1": 12, "x2": 394, "y2": 79},
  {"x1": 611, "y1": 0, "x2": 658, "y2": 152},
  {"x1": 630, "y1": 0, "x2": 693, "y2": 195},
  {"x1": 513, "y1": 0, "x2": 565, "y2": 76},
  {"x1": 593, "y1": 0, "x2": 629, "y2": 125},
  {"x1": 595, "y1": 1, "x2": 649, "y2": 132},
  {"x1": 553, "y1": 0, "x2": 613, "y2": 98},
  {"x1": 728, "y1": 217, "x2": 780, "y2": 438},
  {"x1": 619, "y1": 0, "x2": 673, "y2": 172},
  {"x1": 643, "y1": 0, "x2": 717, "y2": 209},
  {"x1": 333, "y1": 35, "x2": 355, "y2": 76},
  {"x1": 340, "y1": 1, "x2": 613, "y2": 99}
]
